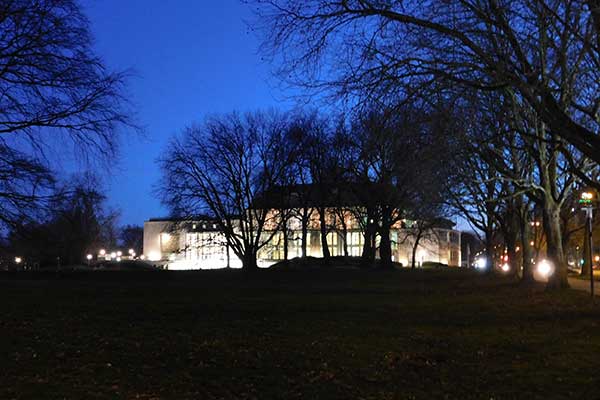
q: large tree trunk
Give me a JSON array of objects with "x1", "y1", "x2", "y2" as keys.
[
  {"x1": 318, "y1": 207, "x2": 330, "y2": 260},
  {"x1": 361, "y1": 209, "x2": 376, "y2": 266},
  {"x1": 378, "y1": 208, "x2": 392, "y2": 268},
  {"x1": 544, "y1": 203, "x2": 569, "y2": 289},
  {"x1": 242, "y1": 250, "x2": 258, "y2": 271}
]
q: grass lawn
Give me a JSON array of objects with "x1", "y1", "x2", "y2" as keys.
[{"x1": 1, "y1": 268, "x2": 600, "y2": 399}]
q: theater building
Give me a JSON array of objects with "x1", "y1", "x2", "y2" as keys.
[{"x1": 143, "y1": 185, "x2": 461, "y2": 270}]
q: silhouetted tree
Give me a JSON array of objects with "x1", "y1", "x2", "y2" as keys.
[{"x1": 160, "y1": 111, "x2": 293, "y2": 271}]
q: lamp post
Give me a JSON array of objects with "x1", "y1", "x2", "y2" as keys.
[{"x1": 580, "y1": 191, "x2": 595, "y2": 297}]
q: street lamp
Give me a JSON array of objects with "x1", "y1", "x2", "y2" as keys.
[
  {"x1": 86, "y1": 254, "x2": 93, "y2": 267},
  {"x1": 579, "y1": 190, "x2": 595, "y2": 297},
  {"x1": 15, "y1": 257, "x2": 22, "y2": 265}
]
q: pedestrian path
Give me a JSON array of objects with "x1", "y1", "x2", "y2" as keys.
[{"x1": 568, "y1": 277, "x2": 600, "y2": 296}]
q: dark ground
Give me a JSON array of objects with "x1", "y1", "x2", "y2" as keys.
[{"x1": 1, "y1": 268, "x2": 600, "y2": 399}]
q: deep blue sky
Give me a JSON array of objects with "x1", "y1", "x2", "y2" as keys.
[{"x1": 83, "y1": 0, "x2": 293, "y2": 225}]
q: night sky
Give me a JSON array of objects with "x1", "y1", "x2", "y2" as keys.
[{"x1": 83, "y1": 0, "x2": 293, "y2": 225}]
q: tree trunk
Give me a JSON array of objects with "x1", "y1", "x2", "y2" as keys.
[
  {"x1": 505, "y1": 210, "x2": 519, "y2": 279},
  {"x1": 242, "y1": 250, "x2": 258, "y2": 271},
  {"x1": 341, "y1": 219, "x2": 349, "y2": 257},
  {"x1": 361, "y1": 209, "x2": 376, "y2": 266},
  {"x1": 544, "y1": 204, "x2": 569, "y2": 289},
  {"x1": 379, "y1": 224, "x2": 392, "y2": 269},
  {"x1": 318, "y1": 207, "x2": 330, "y2": 260},
  {"x1": 283, "y1": 223, "x2": 289, "y2": 261},
  {"x1": 520, "y1": 218, "x2": 535, "y2": 283},
  {"x1": 301, "y1": 208, "x2": 309, "y2": 258},
  {"x1": 581, "y1": 226, "x2": 591, "y2": 276},
  {"x1": 484, "y1": 231, "x2": 494, "y2": 273},
  {"x1": 411, "y1": 230, "x2": 423, "y2": 269}
]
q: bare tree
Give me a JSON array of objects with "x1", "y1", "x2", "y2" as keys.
[
  {"x1": 159, "y1": 111, "x2": 293, "y2": 271},
  {"x1": 0, "y1": 0, "x2": 133, "y2": 230},
  {"x1": 253, "y1": 0, "x2": 600, "y2": 172}
]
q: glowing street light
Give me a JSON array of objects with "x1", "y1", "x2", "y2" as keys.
[
  {"x1": 128, "y1": 249, "x2": 134, "y2": 255},
  {"x1": 14, "y1": 257, "x2": 22, "y2": 264},
  {"x1": 537, "y1": 259, "x2": 554, "y2": 278},
  {"x1": 116, "y1": 251, "x2": 122, "y2": 257},
  {"x1": 580, "y1": 190, "x2": 595, "y2": 296},
  {"x1": 501, "y1": 263, "x2": 510, "y2": 273},
  {"x1": 86, "y1": 254, "x2": 93, "y2": 261},
  {"x1": 99, "y1": 249, "x2": 106, "y2": 256}
]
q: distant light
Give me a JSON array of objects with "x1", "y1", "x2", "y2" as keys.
[
  {"x1": 148, "y1": 252, "x2": 161, "y2": 261},
  {"x1": 116, "y1": 251, "x2": 122, "y2": 257},
  {"x1": 99, "y1": 249, "x2": 106, "y2": 256},
  {"x1": 582, "y1": 192, "x2": 594, "y2": 200},
  {"x1": 140, "y1": 255, "x2": 146, "y2": 260},
  {"x1": 537, "y1": 259, "x2": 554, "y2": 278},
  {"x1": 110, "y1": 252, "x2": 117, "y2": 259},
  {"x1": 14, "y1": 257, "x2": 22, "y2": 264},
  {"x1": 116, "y1": 257, "x2": 121, "y2": 262},
  {"x1": 516, "y1": 246, "x2": 520, "y2": 252},
  {"x1": 475, "y1": 257, "x2": 487, "y2": 270},
  {"x1": 596, "y1": 256, "x2": 600, "y2": 263},
  {"x1": 530, "y1": 241, "x2": 535, "y2": 246},
  {"x1": 501, "y1": 263, "x2": 510, "y2": 272},
  {"x1": 581, "y1": 259, "x2": 585, "y2": 265},
  {"x1": 86, "y1": 254, "x2": 93, "y2": 261},
  {"x1": 128, "y1": 249, "x2": 134, "y2": 255}
]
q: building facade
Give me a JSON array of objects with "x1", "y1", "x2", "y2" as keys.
[{"x1": 143, "y1": 209, "x2": 461, "y2": 270}]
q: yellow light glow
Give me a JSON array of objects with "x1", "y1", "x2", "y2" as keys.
[
  {"x1": 530, "y1": 241, "x2": 535, "y2": 246},
  {"x1": 582, "y1": 192, "x2": 593, "y2": 200},
  {"x1": 596, "y1": 256, "x2": 600, "y2": 263},
  {"x1": 537, "y1": 259, "x2": 554, "y2": 278}
]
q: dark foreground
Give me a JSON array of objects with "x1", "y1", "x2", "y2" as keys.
[{"x1": 1, "y1": 269, "x2": 600, "y2": 399}]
